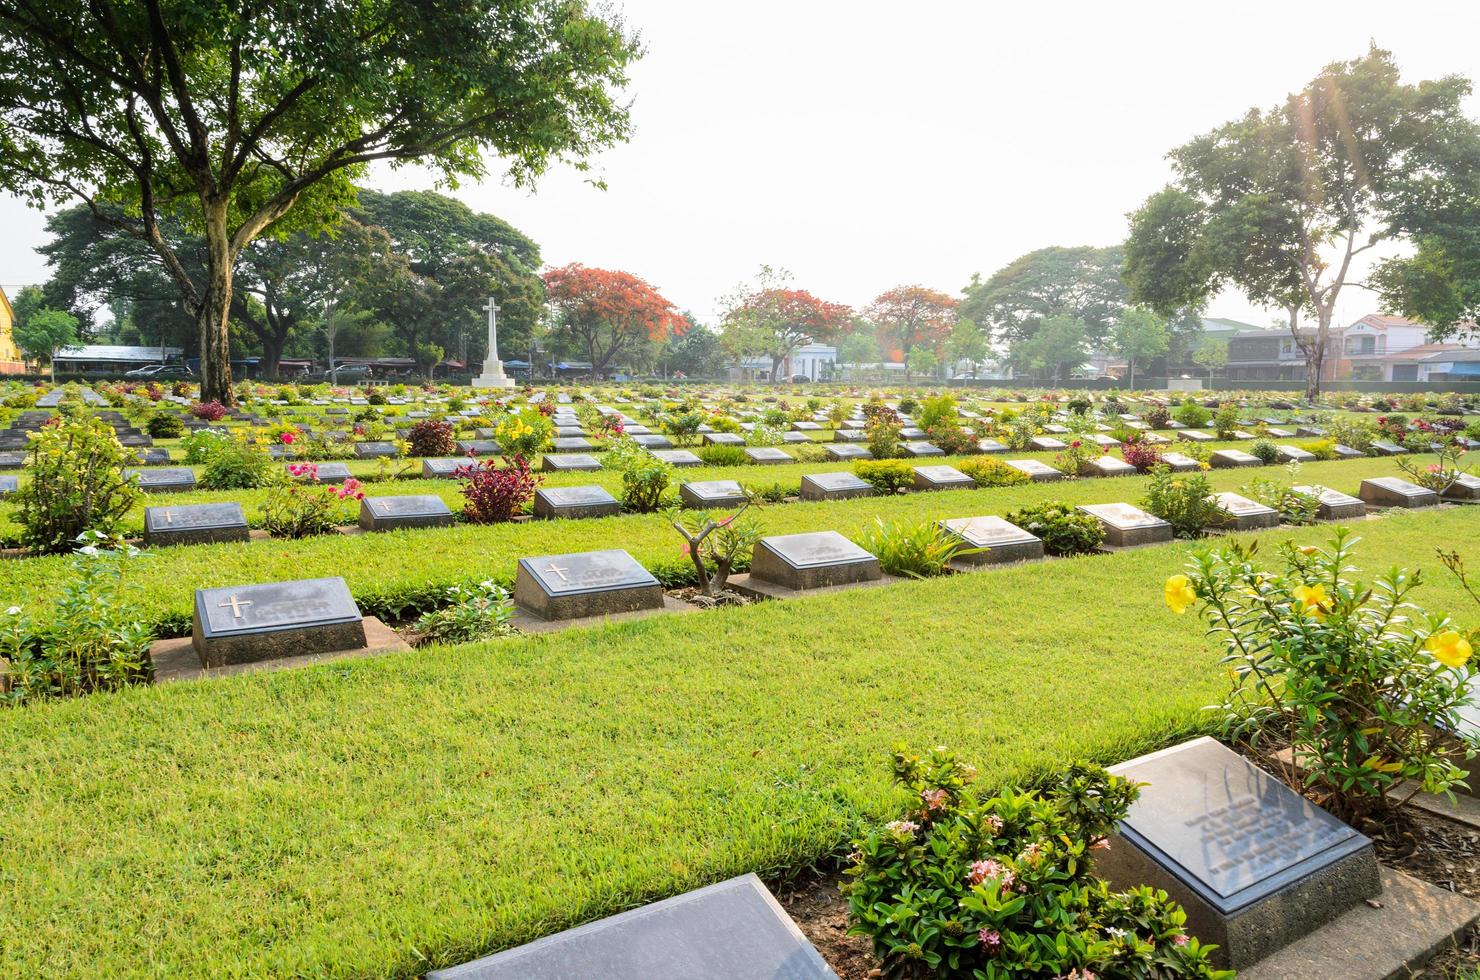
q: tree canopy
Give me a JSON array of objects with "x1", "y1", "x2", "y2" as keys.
[
  {"x1": 961, "y1": 246, "x2": 1127, "y2": 348},
  {"x1": 865, "y1": 285, "x2": 958, "y2": 362},
  {"x1": 543, "y1": 264, "x2": 685, "y2": 376},
  {"x1": 718, "y1": 267, "x2": 851, "y2": 384}
]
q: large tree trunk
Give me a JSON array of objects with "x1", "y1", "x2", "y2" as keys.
[
  {"x1": 198, "y1": 206, "x2": 237, "y2": 405},
  {"x1": 770, "y1": 354, "x2": 784, "y2": 384},
  {"x1": 261, "y1": 332, "x2": 284, "y2": 380}
]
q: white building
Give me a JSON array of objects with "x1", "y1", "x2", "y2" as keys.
[{"x1": 732, "y1": 342, "x2": 837, "y2": 382}]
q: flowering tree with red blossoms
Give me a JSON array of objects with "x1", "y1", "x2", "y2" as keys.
[
  {"x1": 543, "y1": 264, "x2": 685, "y2": 377},
  {"x1": 866, "y1": 285, "x2": 959, "y2": 373},
  {"x1": 719, "y1": 266, "x2": 851, "y2": 383}
]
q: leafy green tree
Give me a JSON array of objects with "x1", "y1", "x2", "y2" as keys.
[
  {"x1": 836, "y1": 328, "x2": 882, "y2": 367},
  {"x1": 1112, "y1": 308, "x2": 1169, "y2": 389},
  {"x1": 1192, "y1": 337, "x2": 1229, "y2": 380},
  {"x1": 961, "y1": 246, "x2": 1127, "y2": 348},
  {"x1": 718, "y1": 267, "x2": 851, "y2": 384},
  {"x1": 660, "y1": 323, "x2": 724, "y2": 378},
  {"x1": 944, "y1": 316, "x2": 990, "y2": 377},
  {"x1": 0, "y1": 2, "x2": 641, "y2": 404},
  {"x1": 15, "y1": 307, "x2": 78, "y2": 380},
  {"x1": 1011, "y1": 315, "x2": 1087, "y2": 382},
  {"x1": 906, "y1": 345, "x2": 939, "y2": 380},
  {"x1": 1124, "y1": 47, "x2": 1480, "y2": 399}
]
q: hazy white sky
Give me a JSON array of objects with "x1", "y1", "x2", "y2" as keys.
[{"x1": 3, "y1": 0, "x2": 1478, "y2": 331}]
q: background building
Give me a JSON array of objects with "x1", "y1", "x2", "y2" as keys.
[{"x1": 0, "y1": 286, "x2": 25, "y2": 374}]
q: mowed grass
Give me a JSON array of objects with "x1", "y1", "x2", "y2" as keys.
[
  {"x1": 0, "y1": 454, "x2": 1441, "y2": 635},
  {"x1": 0, "y1": 508, "x2": 1474, "y2": 977}
]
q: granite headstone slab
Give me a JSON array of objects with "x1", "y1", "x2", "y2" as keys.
[
  {"x1": 1028, "y1": 436, "x2": 1067, "y2": 451},
  {"x1": 824, "y1": 444, "x2": 872, "y2": 461},
  {"x1": 0, "y1": 474, "x2": 16, "y2": 496},
  {"x1": 353, "y1": 441, "x2": 399, "y2": 459},
  {"x1": 1210, "y1": 449, "x2": 1261, "y2": 469},
  {"x1": 749, "y1": 531, "x2": 881, "y2": 590},
  {"x1": 541, "y1": 454, "x2": 602, "y2": 472},
  {"x1": 976, "y1": 438, "x2": 1008, "y2": 454},
  {"x1": 1274, "y1": 445, "x2": 1315, "y2": 463},
  {"x1": 358, "y1": 494, "x2": 456, "y2": 531},
  {"x1": 899, "y1": 441, "x2": 944, "y2": 458},
  {"x1": 1100, "y1": 737, "x2": 1379, "y2": 970},
  {"x1": 632, "y1": 434, "x2": 674, "y2": 450},
  {"x1": 192, "y1": 577, "x2": 366, "y2": 667},
  {"x1": 1292, "y1": 485, "x2": 1365, "y2": 521},
  {"x1": 744, "y1": 447, "x2": 791, "y2": 465},
  {"x1": 423, "y1": 457, "x2": 472, "y2": 479},
  {"x1": 649, "y1": 449, "x2": 703, "y2": 467},
  {"x1": 127, "y1": 467, "x2": 197, "y2": 493},
  {"x1": 513, "y1": 549, "x2": 663, "y2": 620},
  {"x1": 703, "y1": 432, "x2": 745, "y2": 446},
  {"x1": 144, "y1": 502, "x2": 250, "y2": 546},
  {"x1": 1004, "y1": 459, "x2": 1063, "y2": 482},
  {"x1": 1359, "y1": 476, "x2": 1439, "y2": 508},
  {"x1": 1078, "y1": 502, "x2": 1173, "y2": 547},
  {"x1": 1210, "y1": 491, "x2": 1280, "y2": 531},
  {"x1": 679, "y1": 480, "x2": 747, "y2": 509},
  {"x1": 799, "y1": 472, "x2": 875, "y2": 501},
  {"x1": 428, "y1": 874, "x2": 836, "y2": 980},
  {"x1": 533, "y1": 485, "x2": 621, "y2": 520},
  {"x1": 1080, "y1": 456, "x2": 1136, "y2": 478},
  {"x1": 1177, "y1": 430, "x2": 1214, "y2": 443},
  {"x1": 552, "y1": 437, "x2": 595, "y2": 452},
  {"x1": 940, "y1": 516, "x2": 1043, "y2": 565},
  {"x1": 1159, "y1": 452, "x2": 1202, "y2": 473},
  {"x1": 1442, "y1": 472, "x2": 1480, "y2": 502},
  {"x1": 912, "y1": 465, "x2": 974, "y2": 491}
]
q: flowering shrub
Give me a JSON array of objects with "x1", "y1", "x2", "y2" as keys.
[
  {"x1": 669, "y1": 500, "x2": 762, "y2": 596},
  {"x1": 745, "y1": 422, "x2": 787, "y2": 447},
  {"x1": 1301, "y1": 439, "x2": 1337, "y2": 461},
  {"x1": 926, "y1": 420, "x2": 978, "y2": 456},
  {"x1": 261, "y1": 469, "x2": 364, "y2": 538},
  {"x1": 1140, "y1": 465, "x2": 1221, "y2": 539},
  {"x1": 853, "y1": 459, "x2": 917, "y2": 494},
  {"x1": 457, "y1": 456, "x2": 541, "y2": 523},
  {"x1": 1002, "y1": 501, "x2": 1103, "y2": 556},
  {"x1": 1241, "y1": 468, "x2": 1320, "y2": 525},
  {"x1": 1, "y1": 533, "x2": 154, "y2": 704},
  {"x1": 957, "y1": 457, "x2": 1030, "y2": 488},
  {"x1": 414, "y1": 581, "x2": 517, "y2": 644},
  {"x1": 1326, "y1": 416, "x2": 1376, "y2": 452},
  {"x1": 845, "y1": 746, "x2": 1230, "y2": 980},
  {"x1": 188, "y1": 400, "x2": 229, "y2": 422},
  {"x1": 1168, "y1": 529, "x2": 1477, "y2": 821},
  {"x1": 1248, "y1": 438, "x2": 1280, "y2": 464},
  {"x1": 1121, "y1": 438, "x2": 1163, "y2": 472},
  {"x1": 146, "y1": 412, "x2": 184, "y2": 438},
  {"x1": 15, "y1": 416, "x2": 143, "y2": 554},
  {"x1": 865, "y1": 410, "x2": 904, "y2": 459},
  {"x1": 406, "y1": 418, "x2": 458, "y2": 458},
  {"x1": 1211, "y1": 405, "x2": 1240, "y2": 440},
  {"x1": 661, "y1": 408, "x2": 706, "y2": 446},
  {"x1": 856, "y1": 518, "x2": 981, "y2": 578},
  {"x1": 997, "y1": 411, "x2": 1044, "y2": 451},
  {"x1": 618, "y1": 457, "x2": 673, "y2": 512},
  {"x1": 493, "y1": 409, "x2": 552, "y2": 458},
  {"x1": 1145, "y1": 404, "x2": 1172, "y2": 429},
  {"x1": 1054, "y1": 438, "x2": 1104, "y2": 476},
  {"x1": 1397, "y1": 443, "x2": 1474, "y2": 493},
  {"x1": 199, "y1": 435, "x2": 278, "y2": 490}
]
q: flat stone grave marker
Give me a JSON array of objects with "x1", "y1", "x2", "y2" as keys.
[
  {"x1": 1078, "y1": 502, "x2": 1173, "y2": 547},
  {"x1": 193, "y1": 577, "x2": 367, "y2": 668},
  {"x1": 533, "y1": 485, "x2": 621, "y2": 520},
  {"x1": 1081, "y1": 455, "x2": 1136, "y2": 478},
  {"x1": 423, "y1": 457, "x2": 471, "y2": 479},
  {"x1": 976, "y1": 438, "x2": 1007, "y2": 454},
  {"x1": 1275, "y1": 445, "x2": 1315, "y2": 463},
  {"x1": 359, "y1": 495, "x2": 455, "y2": 531},
  {"x1": 1359, "y1": 476, "x2": 1439, "y2": 509},
  {"x1": 679, "y1": 480, "x2": 746, "y2": 509},
  {"x1": 554, "y1": 426, "x2": 587, "y2": 438},
  {"x1": 912, "y1": 464, "x2": 974, "y2": 491},
  {"x1": 290, "y1": 461, "x2": 352, "y2": 484},
  {"x1": 134, "y1": 448, "x2": 172, "y2": 466},
  {"x1": 781, "y1": 431, "x2": 809, "y2": 444},
  {"x1": 899, "y1": 427, "x2": 927, "y2": 439},
  {"x1": 144, "y1": 502, "x2": 249, "y2": 547},
  {"x1": 1160, "y1": 452, "x2": 1202, "y2": 472},
  {"x1": 650, "y1": 449, "x2": 702, "y2": 467},
  {"x1": 426, "y1": 873, "x2": 836, "y2": 980},
  {"x1": 1211, "y1": 491, "x2": 1280, "y2": 530},
  {"x1": 744, "y1": 447, "x2": 791, "y2": 465},
  {"x1": 841, "y1": 419, "x2": 866, "y2": 429},
  {"x1": 749, "y1": 531, "x2": 881, "y2": 591},
  {"x1": 1029, "y1": 436, "x2": 1067, "y2": 451},
  {"x1": 457, "y1": 440, "x2": 500, "y2": 455},
  {"x1": 542, "y1": 454, "x2": 602, "y2": 472},
  {"x1": 1442, "y1": 472, "x2": 1480, "y2": 502},
  {"x1": 1210, "y1": 449, "x2": 1261, "y2": 469},
  {"x1": 900, "y1": 441, "x2": 944, "y2": 457},
  {"x1": 1043, "y1": 424, "x2": 1070, "y2": 434},
  {"x1": 1265, "y1": 427, "x2": 1295, "y2": 438},
  {"x1": 941, "y1": 516, "x2": 1043, "y2": 565},
  {"x1": 353, "y1": 441, "x2": 399, "y2": 459},
  {"x1": 474, "y1": 428, "x2": 497, "y2": 439},
  {"x1": 1230, "y1": 430, "x2": 1256, "y2": 441},
  {"x1": 1167, "y1": 420, "x2": 1187, "y2": 429},
  {"x1": 1296, "y1": 426, "x2": 1327, "y2": 438},
  {"x1": 824, "y1": 444, "x2": 872, "y2": 462},
  {"x1": 513, "y1": 548, "x2": 663, "y2": 620},
  {"x1": 1085, "y1": 433, "x2": 1120, "y2": 447},
  {"x1": 1100, "y1": 737, "x2": 1379, "y2": 970},
  {"x1": 1332, "y1": 444, "x2": 1366, "y2": 459},
  {"x1": 1292, "y1": 484, "x2": 1365, "y2": 521},
  {"x1": 799, "y1": 472, "x2": 874, "y2": 501},
  {"x1": 834, "y1": 429, "x2": 867, "y2": 443},
  {"x1": 792, "y1": 421, "x2": 822, "y2": 431},
  {"x1": 0, "y1": 474, "x2": 16, "y2": 496},
  {"x1": 622, "y1": 423, "x2": 651, "y2": 434},
  {"x1": 1178, "y1": 430, "x2": 1214, "y2": 443},
  {"x1": 632, "y1": 434, "x2": 674, "y2": 450},
  {"x1": 1004, "y1": 459, "x2": 1063, "y2": 482},
  {"x1": 551, "y1": 436, "x2": 595, "y2": 452},
  {"x1": 1370, "y1": 440, "x2": 1406, "y2": 456},
  {"x1": 126, "y1": 467, "x2": 197, "y2": 493}
]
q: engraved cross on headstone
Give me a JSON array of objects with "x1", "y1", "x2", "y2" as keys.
[
  {"x1": 218, "y1": 595, "x2": 253, "y2": 618},
  {"x1": 158, "y1": 509, "x2": 176, "y2": 524},
  {"x1": 544, "y1": 563, "x2": 570, "y2": 582}
]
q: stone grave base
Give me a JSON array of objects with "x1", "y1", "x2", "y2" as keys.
[
  {"x1": 152, "y1": 616, "x2": 408, "y2": 683},
  {"x1": 509, "y1": 595, "x2": 693, "y2": 634},
  {"x1": 1240, "y1": 867, "x2": 1477, "y2": 980},
  {"x1": 728, "y1": 572, "x2": 897, "y2": 602}
]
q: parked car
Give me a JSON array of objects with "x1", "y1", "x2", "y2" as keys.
[
  {"x1": 323, "y1": 362, "x2": 372, "y2": 382},
  {"x1": 124, "y1": 363, "x2": 194, "y2": 379},
  {"x1": 789, "y1": 374, "x2": 812, "y2": 383}
]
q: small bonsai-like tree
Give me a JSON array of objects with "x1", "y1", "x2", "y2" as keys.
[{"x1": 669, "y1": 494, "x2": 762, "y2": 599}]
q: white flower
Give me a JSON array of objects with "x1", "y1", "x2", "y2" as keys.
[{"x1": 4, "y1": 606, "x2": 20, "y2": 616}]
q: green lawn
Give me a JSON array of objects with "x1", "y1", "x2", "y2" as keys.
[
  {"x1": 0, "y1": 454, "x2": 1436, "y2": 634},
  {"x1": 0, "y1": 508, "x2": 1472, "y2": 977}
]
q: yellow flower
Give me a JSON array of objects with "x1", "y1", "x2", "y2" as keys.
[
  {"x1": 1426, "y1": 630, "x2": 1474, "y2": 669},
  {"x1": 1292, "y1": 583, "x2": 1329, "y2": 620},
  {"x1": 1165, "y1": 574, "x2": 1198, "y2": 615},
  {"x1": 1298, "y1": 545, "x2": 1318, "y2": 557}
]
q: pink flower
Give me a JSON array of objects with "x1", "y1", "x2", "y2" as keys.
[
  {"x1": 921, "y1": 788, "x2": 949, "y2": 812},
  {"x1": 967, "y1": 859, "x2": 1013, "y2": 889},
  {"x1": 280, "y1": 431, "x2": 296, "y2": 445},
  {"x1": 886, "y1": 820, "x2": 919, "y2": 837},
  {"x1": 1090, "y1": 836, "x2": 1110, "y2": 851},
  {"x1": 985, "y1": 814, "x2": 1003, "y2": 834},
  {"x1": 978, "y1": 929, "x2": 1002, "y2": 953},
  {"x1": 1172, "y1": 933, "x2": 1189, "y2": 947}
]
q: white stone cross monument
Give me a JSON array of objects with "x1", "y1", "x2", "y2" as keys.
[{"x1": 472, "y1": 296, "x2": 514, "y2": 389}]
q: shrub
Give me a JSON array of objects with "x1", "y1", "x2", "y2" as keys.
[
  {"x1": 263, "y1": 470, "x2": 364, "y2": 538},
  {"x1": 745, "y1": 422, "x2": 787, "y2": 447},
  {"x1": 897, "y1": 397, "x2": 918, "y2": 416},
  {"x1": 855, "y1": 518, "x2": 981, "y2": 578},
  {"x1": 918, "y1": 394, "x2": 958, "y2": 431},
  {"x1": 1121, "y1": 439, "x2": 1163, "y2": 472},
  {"x1": 1066, "y1": 396, "x2": 1091, "y2": 415},
  {"x1": 1140, "y1": 465, "x2": 1221, "y2": 539},
  {"x1": 1301, "y1": 439, "x2": 1337, "y2": 461},
  {"x1": 1053, "y1": 438, "x2": 1102, "y2": 476},
  {"x1": 0, "y1": 534, "x2": 154, "y2": 704},
  {"x1": 1327, "y1": 416, "x2": 1376, "y2": 452},
  {"x1": 743, "y1": 481, "x2": 791, "y2": 504},
  {"x1": 414, "y1": 581, "x2": 516, "y2": 644},
  {"x1": 845, "y1": 747, "x2": 1228, "y2": 980},
  {"x1": 998, "y1": 410, "x2": 1044, "y2": 451},
  {"x1": 1241, "y1": 473, "x2": 1320, "y2": 525},
  {"x1": 957, "y1": 456, "x2": 1030, "y2": 488},
  {"x1": 1173, "y1": 399, "x2": 1211, "y2": 428},
  {"x1": 1145, "y1": 404, "x2": 1172, "y2": 428},
  {"x1": 1003, "y1": 501, "x2": 1103, "y2": 556},
  {"x1": 199, "y1": 437, "x2": 278, "y2": 490},
  {"x1": 925, "y1": 421, "x2": 977, "y2": 456},
  {"x1": 696, "y1": 444, "x2": 748, "y2": 467},
  {"x1": 1212, "y1": 404, "x2": 1240, "y2": 440},
  {"x1": 493, "y1": 410, "x2": 552, "y2": 458},
  {"x1": 456, "y1": 456, "x2": 541, "y2": 524},
  {"x1": 15, "y1": 416, "x2": 143, "y2": 555},
  {"x1": 669, "y1": 500, "x2": 763, "y2": 596},
  {"x1": 179, "y1": 427, "x2": 233, "y2": 464},
  {"x1": 853, "y1": 459, "x2": 916, "y2": 494},
  {"x1": 406, "y1": 418, "x2": 458, "y2": 458},
  {"x1": 662, "y1": 409, "x2": 706, "y2": 446},
  {"x1": 1170, "y1": 529, "x2": 1478, "y2": 821},
  {"x1": 1248, "y1": 438, "x2": 1280, "y2": 464},
  {"x1": 147, "y1": 413, "x2": 184, "y2": 438},
  {"x1": 788, "y1": 442, "x2": 830, "y2": 464},
  {"x1": 619, "y1": 457, "x2": 673, "y2": 513},
  {"x1": 1397, "y1": 443, "x2": 1475, "y2": 493},
  {"x1": 188, "y1": 400, "x2": 228, "y2": 422}
]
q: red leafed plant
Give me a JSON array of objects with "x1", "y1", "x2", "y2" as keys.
[
  {"x1": 1121, "y1": 439, "x2": 1164, "y2": 472},
  {"x1": 189, "y1": 400, "x2": 228, "y2": 421},
  {"x1": 407, "y1": 418, "x2": 457, "y2": 457},
  {"x1": 456, "y1": 455, "x2": 542, "y2": 523}
]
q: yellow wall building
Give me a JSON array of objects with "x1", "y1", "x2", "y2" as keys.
[{"x1": 0, "y1": 286, "x2": 25, "y2": 373}]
